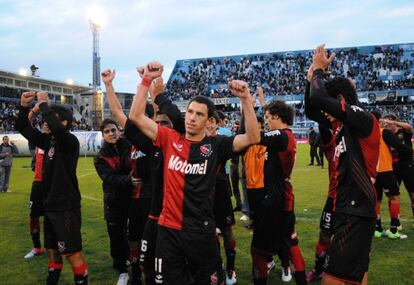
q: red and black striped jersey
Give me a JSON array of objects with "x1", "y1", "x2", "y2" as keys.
[
  {"x1": 332, "y1": 106, "x2": 380, "y2": 218},
  {"x1": 154, "y1": 125, "x2": 235, "y2": 232},
  {"x1": 259, "y1": 128, "x2": 296, "y2": 211}
]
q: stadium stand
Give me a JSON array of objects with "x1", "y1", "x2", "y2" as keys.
[{"x1": 165, "y1": 43, "x2": 414, "y2": 131}]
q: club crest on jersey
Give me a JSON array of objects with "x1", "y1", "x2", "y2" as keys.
[
  {"x1": 57, "y1": 241, "x2": 65, "y2": 252},
  {"x1": 131, "y1": 149, "x2": 146, "y2": 159},
  {"x1": 48, "y1": 147, "x2": 55, "y2": 159},
  {"x1": 334, "y1": 136, "x2": 347, "y2": 161},
  {"x1": 350, "y1": 105, "x2": 363, "y2": 112},
  {"x1": 172, "y1": 142, "x2": 183, "y2": 152},
  {"x1": 200, "y1": 144, "x2": 212, "y2": 157}
]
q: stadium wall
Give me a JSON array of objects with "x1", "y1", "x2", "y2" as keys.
[{"x1": 1, "y1": 131, "x2": 102, "y2": 156}]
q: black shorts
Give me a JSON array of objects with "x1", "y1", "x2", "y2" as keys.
[
  {"x1": 252, "y1": 209, "x2": 298, "y2": 255},
  {"x1": 319, "y1": 197, "x2": 334, "y2": 231},
  {"x1": 394, "y1": 163, "x2": 414, "y2": 194},
  {"x1": 29, "y1": 181, "x2": 44, "y2": 217},
  {"x1": 155, "y1": 226, "x2": 219, "y2": 285},
  {"x1": 375, "y1": 171, "x2": 400, "y2": 200},
  {"x1": 214, "y1": 179, "x2": 235, "y2": 230},
  {"x1": 140, "y1": 218, "x2": 158, "y2": 274},
  {"x1": 247, "y1": 188, "x2": 266, "y2": 223},
  {"x1": 324, "y1": 213, "x2": 375, "y2": 284},
  {"x1": 128, "y1": 198, "x2": 151, "y2": 242},
  {"x1": 44, "y1": 209, "x2": 82, "y2": 255}
]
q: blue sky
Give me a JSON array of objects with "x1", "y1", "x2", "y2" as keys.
[{"x1": 0, "y1": 0, "x2": 413, "y2": 92}]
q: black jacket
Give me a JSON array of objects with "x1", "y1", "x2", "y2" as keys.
[
  {"x1": 15, "y1": 103, "x2": 81, "y2": 212},
  {"x1": 94, "y1": 137, "x2": 133, "y2": 220}
]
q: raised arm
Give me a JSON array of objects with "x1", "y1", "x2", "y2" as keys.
[
  {"x1": 15, "y1": 92, "x2": 47, "y2": 149},
  {"x1": 129, "y1": 62, "x2": 163, "y2": 141},
  {"x1": 102, "y1": 69, "x2": 127, "y2": 128},
  {"x1": 230, "y1": 80, "x2": 261, "y2": 153},
  {"x1": 36, "y1": 92, "x2": 78, "y2": 152}
]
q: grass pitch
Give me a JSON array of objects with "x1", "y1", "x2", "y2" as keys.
[{"x1": 0, "y1": 145, "x2": 413, "y2": 284}]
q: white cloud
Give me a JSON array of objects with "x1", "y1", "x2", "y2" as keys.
[{"x1": 0, "y1": 0, "x2": 413, "y2": 92}]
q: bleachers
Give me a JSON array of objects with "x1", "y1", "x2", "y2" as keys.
[{"x1": 165, "y1": 43, "x2": 414, "y2": 101}]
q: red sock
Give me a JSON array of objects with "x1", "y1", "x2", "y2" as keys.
[
  {"x1": 130, "y1": 249, "x2": 140, "y2": 263},
  {"x1": 251, "y1": 248, "x2": 269, "y2": 280},
  {"x1": 72, "y1": 263, "x2": 88, "y2": 276},
  {"x1": 389, "y1": 202, "x2": 400, "y2": 219},
  {"x1": 48, "y1": 261, "x2": 63, "y2": 270},
  {"x1": 289, "y1": 245, "x2": 305, "y2": 272},
  {"x1": 375, "y1": 201, "x2": 381, "y2": 219}
]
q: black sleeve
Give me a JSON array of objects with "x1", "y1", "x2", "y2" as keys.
[
  {"x1": 305, "y1": 81, "x2": 327, "y2": 124},
  {"x1": 382, "y1": 129, "x2": 413, "y2": 157},
  {"x1": 155, "y1": 93, "x2": 185, "y2": 134},
  {"x1": 260, "y1": 130, "x2": 288, "y2": 151},
  {"x1": 93, "y1": 154, "x2": 133, "y2": 189},
  {"x1": 218, "y1": 135, "x2": 236, "y2": 162},
  {"x1": 238, "y1": 113, "x2": 245, "y2": 135},
  {"x1": 402, "y1": 131, "x2": 413, "y2": 148},
  {"x1": 319, "y1": 124, "x2": 333, "y2": 146},
  {"x1": 124, "y1": 119, "x2": 154, "y2": 154},
  {"x1": 39, "y1": 103, "x2": 78, "y2": 152},
  {"x1": 15, "y1": 105, "x2": 48, "y2": 149},
  {"x1": 310, "y1": 69, "x2": 373, "y2": 138}
]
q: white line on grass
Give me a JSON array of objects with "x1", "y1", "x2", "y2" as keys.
[{"x1": 81, "y1": 194, "x2": 100, "y2": 201}]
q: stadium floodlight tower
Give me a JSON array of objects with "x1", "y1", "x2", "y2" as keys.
[
  {"x1": 87, "y1": 7, "x2": 106, "y2": 128},
  {"x1": 89, "y1": 20, "x2": 101, "y2": 91},
  {"x1": 88, "y1": 7, "x2": 105, "y2": 91}
]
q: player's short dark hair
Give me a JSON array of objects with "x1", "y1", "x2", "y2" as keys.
[
  {"x1": 371, "y1": 109, "x2": 382, "y2": 120},
  {"x1": 325, "y1": 77, "x2": 359, "y2": 106},
  {"x1": 216, "y1": 111, "x2": 227, "y2": 121},
  {"x1": 211, "y1": 111, "x2": 220, "y2": 123},
  {"x1": 188, "y1": 95, "x2": 215, "y2": 118},
  {"x1": 264, "y1": 100, "x2": 294, "y2": 125},
  {"x1": 145, "y1": 103, "x2": 154, "y2": 118},
  {"x1": 256, "y1": 116, "x2": 264, "y2": 126},
  {"x1": 383, "y1": 113, "x2": 399, "y2": 121},
  {"x1": 50, "y1": 104, "x2": 73, "y2": 130},
  {"x1": 100, "y1": 118, "x2": 119, "y2": 133}
]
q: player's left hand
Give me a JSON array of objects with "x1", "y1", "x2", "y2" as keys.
[
  {"x1": 312, "y1": 44, "x2": 335, "y2": 71},
  {"x1": 36, "y1": 91, "x2": 49, "y2": 104},
  {"x1": 229, "y1": 80, "x2": 250, "y2": 99}
]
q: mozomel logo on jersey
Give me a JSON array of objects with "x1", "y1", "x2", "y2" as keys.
[
  {"x1": 168, "y1": 155, "x2": 208, "y2": 175},
  {"x1": 200, "y1": 144, "x2": 212, "y2": 157}
]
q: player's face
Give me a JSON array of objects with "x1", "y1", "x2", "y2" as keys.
[
  {"x1": 102, "y1": 123, "x2": 120, "y2": 144},
  {"x1": 2, "y1": 136, "x2": 9, "y2": 144},
  {"x1": 185, "y1": 102, "x2": 209, "y2": 136},
  {"x1": 155, "y1": 114, "x2": 173, "y2": 129},
  {"x1": 265, "y1": 110, "x2": 278, "y2": 130},
  {"x1": 206, "y1": 117, "x2": 218, "y2": 135}
]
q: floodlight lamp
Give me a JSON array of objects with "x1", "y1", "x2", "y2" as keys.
[
  {"x1": 88, "y1": 6, "x2": 106, "y2": 28},
  {"x1": 19, "y1": 68, "x2": 27, "y2": 76},
  {"x1": 66, "y1": 78, "x2": 74, "y2": 85}
]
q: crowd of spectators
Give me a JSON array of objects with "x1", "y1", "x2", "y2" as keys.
[
  {"x1": 165, "y1": 45, "x2": 414, "y2": 100},
  {"x1": 0, "y1": 101, "x2": 18, "y2": 132}
]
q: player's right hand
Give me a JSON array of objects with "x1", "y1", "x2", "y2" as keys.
[
  {"x1": 101, "y1": 69, "x2": 116, "y2": 84},
  {"x1": 20, "y1": 91, "x2": 36, "y2": 107},
  {"x1": 143, "y1": 61, "x2": 164, "y2": 80}
]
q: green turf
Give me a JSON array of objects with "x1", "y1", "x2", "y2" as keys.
[{"x1": 0, "y1": 145, "x2": 413, "y2": 284}]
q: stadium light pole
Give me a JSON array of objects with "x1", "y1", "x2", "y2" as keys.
[
  {"x1": 88, "y1": 7, "x2": 106, "y2": 126},
  {"x1": 89, "y1": 19, "x2": 101, "y2": 91}
]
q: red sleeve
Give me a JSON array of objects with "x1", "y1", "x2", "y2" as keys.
[{"x1": 154, "y1": 125, "x2": 177, "y2": 149}]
